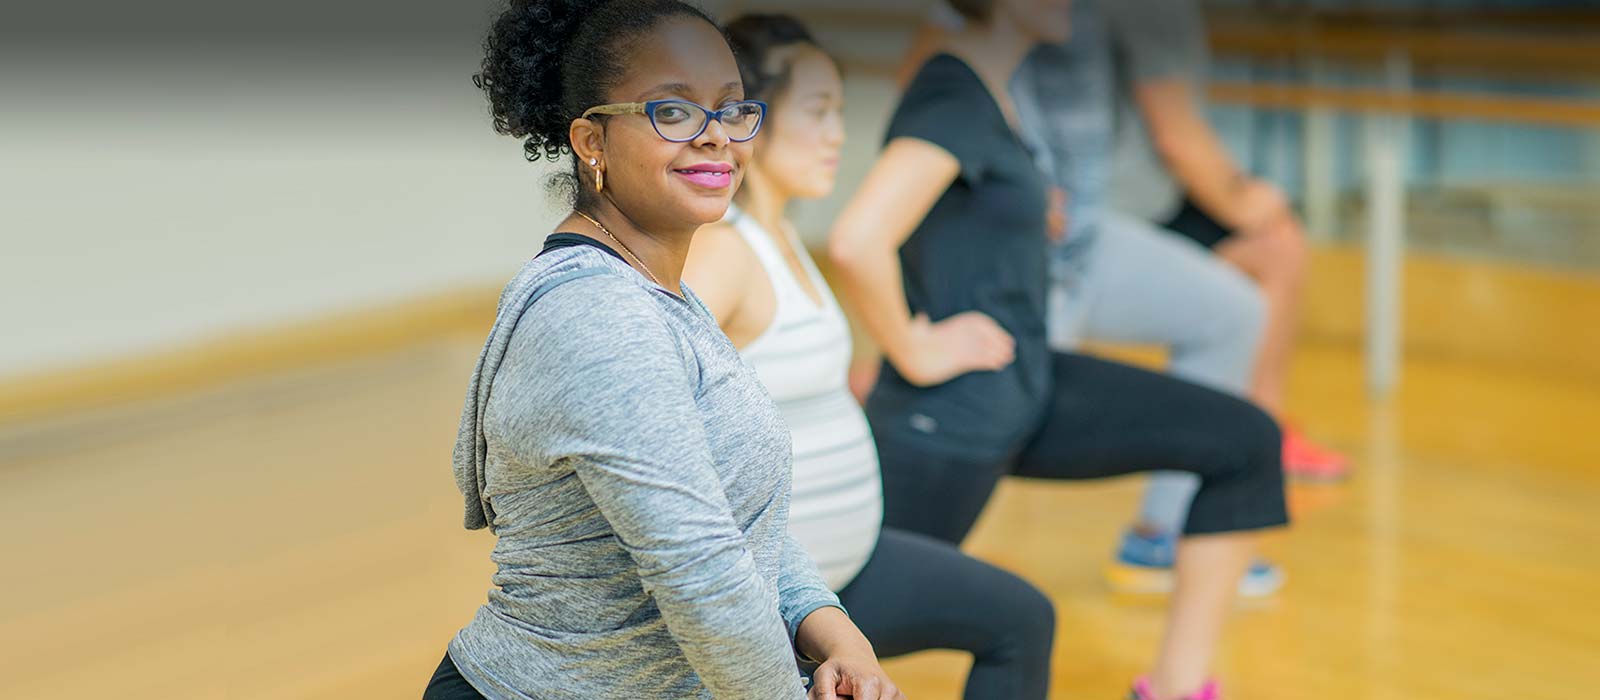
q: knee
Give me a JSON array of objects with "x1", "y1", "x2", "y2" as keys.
[
  {"x1": 1242, "y1": 403, "x2": 1288, "y2": 514},
  {"x1": 1201, "y1": 394, "x2": 1281, "y2": 479},
  {"x1": 996, "y1": 578, "x2": 1057, "y2": 652},
  {"x1": 1023, "y1": 586, "x2": 1057, "y2": 646},
  {"x1": 1186, "y1": 399, "x2": 1288, "y2": 533},
  {"x1": 1241, "y1": 402, "x2": 1284, "y2": 476},
  {"x1": 1265, "y1": 220, "x2": 1309, "y2": 284}
]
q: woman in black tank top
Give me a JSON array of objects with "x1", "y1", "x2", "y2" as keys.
[{"x1": 828, "y1": 1, "x2": 1289, "y2": 699}]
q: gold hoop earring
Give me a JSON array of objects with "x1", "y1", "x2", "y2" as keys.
[{"x1": 590, "y1": 157, "x2": 604, "y2": 193}]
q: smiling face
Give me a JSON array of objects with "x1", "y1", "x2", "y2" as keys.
[
  {"x1": 749, "y1": 45, "x2": 846, "y2": 201},
  {"x1": 574, "y1": 16, "x2": 754, "y2": 232}
]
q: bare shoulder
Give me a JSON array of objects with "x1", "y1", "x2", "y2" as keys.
[
  {"x1": 690, "y1": 220, "x2": 754, "y2": 260},
  {"x1": 686, "y1": 220, "x2": 759, "y2": 284},
  {"x1": 685, "y1": 219, "x2": 762, "y2": 323}
]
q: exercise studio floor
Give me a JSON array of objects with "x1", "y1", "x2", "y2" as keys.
[{"x1": 2, "y1": 329, "x2": 1596, "y2": 698}]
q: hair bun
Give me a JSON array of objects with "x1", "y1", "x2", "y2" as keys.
[{"x1": 475, "y1": 0, "x2": 603, "y2": 162}]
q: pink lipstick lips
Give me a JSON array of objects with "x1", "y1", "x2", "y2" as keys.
[{"x1": 675, "y1": 162, "x2": 734, "y2": 189}]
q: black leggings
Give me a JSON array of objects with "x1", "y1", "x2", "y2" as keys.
[
  {"x1": 870, "y1": 352, "x2": 1289, "y2": 546},
  {"x1": 422, "y1": 651, "x2": 483, "y2": 700},
  {"x1": 424, "y1": 528, "x2": 1055, "y2": 700},
  {"x1": 840, "y1": 527, "x2": 1054, "y2": 700}
]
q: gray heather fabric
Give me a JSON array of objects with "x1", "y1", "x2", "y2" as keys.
[
  {"x1": 1104, "y1": 0, "x2": 1211, "y2": 223},
  {"x1": 449, "y1": 243, "x2": 841, "y2": 699}
]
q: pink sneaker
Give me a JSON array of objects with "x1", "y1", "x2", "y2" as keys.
[
  {"x1": 1283, "y1": 426, "x2": 1350, "y2": 483},
  {"x1": 1129, "y1": 677, "x2": 1221, "y2": 700}
]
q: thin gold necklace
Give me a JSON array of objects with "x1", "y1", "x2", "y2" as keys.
[{"x1": 574, "y1": 210, "x2": 663, "y2": 288}]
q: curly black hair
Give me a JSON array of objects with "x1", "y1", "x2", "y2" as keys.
[
  {"x1": 474, "y1": 0, "x2": 725, "y2": 207},
  {"x1": 722, "y1": 14, "x2": 823, "y2": 110}
]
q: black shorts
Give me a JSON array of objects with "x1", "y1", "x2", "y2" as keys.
[{"x1": 1162, "y1": 197, "x2": 1235, "y2": 250}]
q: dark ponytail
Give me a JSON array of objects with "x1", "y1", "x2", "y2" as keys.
[{"x1": 474, "y1": 0, "x2": 726, "y2": 206}]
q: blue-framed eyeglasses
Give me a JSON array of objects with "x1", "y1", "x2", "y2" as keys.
[{"x1": 582, "y1": 99, "x2": 767, "y2": 143}]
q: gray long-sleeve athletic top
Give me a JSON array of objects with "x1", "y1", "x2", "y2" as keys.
[{"x1": 448, "y1": 239, "x2": 842, "y2": 699}]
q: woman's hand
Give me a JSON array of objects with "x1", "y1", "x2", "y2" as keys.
[
  {"x1": 795, "y1": 608, "x2": 906, "y2": 700},
  {"x1": 890, "y1": 311, "x2": 1015, "y2": 387},
  {"x1": 809, "y1": 653, "x2": 906, "y2": 700}
]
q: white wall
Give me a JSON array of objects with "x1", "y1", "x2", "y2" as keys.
[{"x1": 0, "y1": 38, "x2": 566, "y2": 379}]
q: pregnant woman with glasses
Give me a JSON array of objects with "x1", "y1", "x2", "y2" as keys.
[
  {"x1": 425, "y1": 1, "x2": 901, "y2": 698},
  {"x1": 683, "y1": 14, "x2": 1056, "y2": 700},
  {"x1": 827, "y1": 0, "x2": 1290, "y2": 698}
]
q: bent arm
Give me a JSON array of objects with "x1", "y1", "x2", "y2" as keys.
[{"x1": 826, "y1": 138, "x2": 959, "y2": 383}]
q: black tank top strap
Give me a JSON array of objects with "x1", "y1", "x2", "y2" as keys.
[{"x1": 538, "y1": 232, "x2": 629, "y2": 265}]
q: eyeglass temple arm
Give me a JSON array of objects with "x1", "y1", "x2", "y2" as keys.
[{"x1": 580, "y1": 103, "x2": 647, "y2": 118}]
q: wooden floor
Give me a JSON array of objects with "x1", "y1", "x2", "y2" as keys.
[{"x1": 2, "y1": 330, "x2": 1598, "y2": 698}]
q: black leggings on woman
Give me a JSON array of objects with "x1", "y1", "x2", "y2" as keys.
[
  {"x1": 869, "y1": 352, "x2": 1289, "y2": 546},
  {"x1": 839, "y1": 527, "x2": 1054, "y2": 700}
]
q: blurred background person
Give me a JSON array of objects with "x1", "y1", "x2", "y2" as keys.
[
  {"x1": 907, "y1": 0, "x2": 1290, "y2": 599},
  {"x1": 907, "y1": 0, "x2": 1351, "y2": 483},
  {"x1": 1102, "y1": 0, "x2": 1349, "y2": 481},
  {"x1": 830, "y1": 0, "x2": 1289, "y2": 697}
]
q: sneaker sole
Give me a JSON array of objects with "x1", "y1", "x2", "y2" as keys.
[{"x1": 1105, "y1": 562, "x2": 1175, "y2": 595}]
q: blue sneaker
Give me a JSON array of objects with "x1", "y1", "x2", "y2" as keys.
[{"x1": 1105, "y1": 529, "x2": 1285, "y2": 598}]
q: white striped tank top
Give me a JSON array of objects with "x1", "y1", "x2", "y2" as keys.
[{"x1": 728, "y1": 206, "x2": 883, "y2": 591}]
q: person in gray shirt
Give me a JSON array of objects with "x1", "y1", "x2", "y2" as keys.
[
  {"x1": 427, "y1": 2, "x2": 903, "y2": 699},
  {"x1": 1104, "y1": 0, "x2": 1350, "y2": 481}
]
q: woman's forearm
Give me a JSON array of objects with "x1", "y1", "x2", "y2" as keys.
[
  {"x1": 1163, "y1": 127, "x2": 1250, "y2": 227},
  {"x1": 827, "y1": 138, "x2": 962, "y2": 380},
  {"x1": 1136, "y1": 80, "x2": 1249, "y2": 226},
  {"x1": 794, "y1": 605, "x2": 875, "y2": 663},
  {"x1": 829, "y1": 237, "x2": 914, "y2": 373}
]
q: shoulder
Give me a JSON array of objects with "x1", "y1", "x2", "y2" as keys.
[
  {"x1": 512, "y1": 252, "x2": 681, "y2": 358},
  {"x1": 888, "y1": 55, "x2": 988, "y2": 147},
  {"x1": 908, "y1": 54, "x2": 968, "y2": 85},
  {"x1": 685, "y1": 219, "x2": 765, "y2": 322},
  {"x1": 897, "y1": 55, "x2": 978, "y2": 110},
  {"x1": 687, "y1": 220, "x2": 760, "y2": 278},
  {"x1": 886, "y1": 57, "x2": 992, "y2": 181}
]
